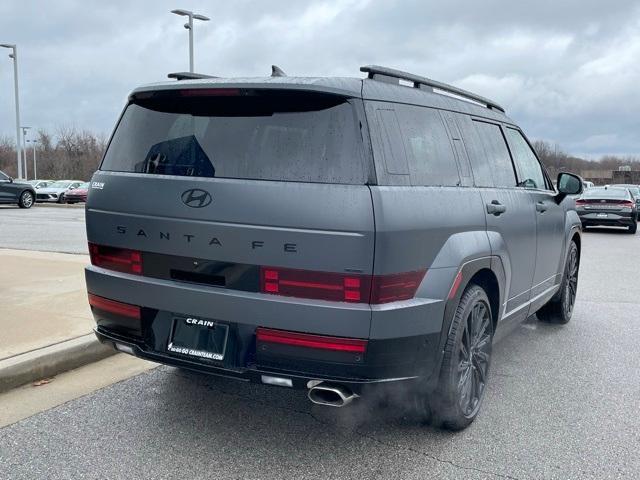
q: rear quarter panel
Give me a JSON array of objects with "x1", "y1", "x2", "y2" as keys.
[{"x1": 369, "y1": 186, "x2": 491, "y2": 336}]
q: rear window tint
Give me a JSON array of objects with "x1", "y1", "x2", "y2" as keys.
[{"x1": 101, "y1": 91, "x2": 367, "y2": 184}]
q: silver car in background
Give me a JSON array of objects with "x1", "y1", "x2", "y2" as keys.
[{"x1": 35, "y1": 180, "x2": 84, "y2": 203}]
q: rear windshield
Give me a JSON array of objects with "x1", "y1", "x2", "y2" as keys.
[
  {"x1": 582, "y1": 188, "x2": 629, "y2": 199},
  {"x1": 101, "y1": 90, "x2": 367, "y2": 184}
]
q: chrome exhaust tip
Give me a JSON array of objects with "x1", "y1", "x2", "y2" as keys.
[{"x1": 307, "y1": 382, "x2": 358, "y2": 407}]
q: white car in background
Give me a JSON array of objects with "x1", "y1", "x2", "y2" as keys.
[
  {"x1": 27, "y1": 179, "x2": 54, "y2": 190},
  {"x1": 35, "y1": 180, "x2": 84, "y2": 203}
]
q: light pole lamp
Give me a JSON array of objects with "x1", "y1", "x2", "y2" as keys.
[
  {"x1": 0, "y1": 43, "x2": 22, "y2": 179},
  {"x1": 170, "y1": 9, "x2": 210, "y2": 73}
]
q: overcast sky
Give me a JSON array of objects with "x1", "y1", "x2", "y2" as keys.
[{"x1": 1, "y1": 0, "x2": 639, "y2": 157}]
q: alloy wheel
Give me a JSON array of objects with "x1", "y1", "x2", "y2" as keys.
[
  {"x1": 457, "y1": 300, "x2": 492, "y2": 418},
  {"x1": 22, "y1": 192, "x2": 33, "y2": 208},
  {"x1": 563, "y1": 248, "x2": 578, "y2": 318}
]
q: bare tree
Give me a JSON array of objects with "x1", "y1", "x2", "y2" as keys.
[{"x1": 0, "y1": 127, "x2": 108, "y2": 180}]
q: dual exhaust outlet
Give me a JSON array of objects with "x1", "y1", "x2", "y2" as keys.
[{"x1": 307, "y1": 382, "x2": 357, "y2": 408}]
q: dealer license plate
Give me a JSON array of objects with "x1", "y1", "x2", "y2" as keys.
[{"x1": 167, "y1": 317, "x2": 228, "y2": 361}]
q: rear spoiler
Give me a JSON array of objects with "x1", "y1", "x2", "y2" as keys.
[{"x1": 168, "y1": 72, "x2": 217, "y2": 81}]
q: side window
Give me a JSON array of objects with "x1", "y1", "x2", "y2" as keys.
[
  {"x1": 504, "y1": 128, "x2": 547, "y2": 190},
  {"x1": 393, "y1": 104, "x2": 460, "y2": 186},
  {"x1": 442, "y1": 113, "x2": 471, "y2": 181},
  {"x1": 472, "y1": 120, "x2": 517, "y2": 188},
  {"x1": 374, "y1": 109, "x2": 410, "y2": 176},
  {"x1": 0, "y1": 171, "x2": 9, "y2": 181}
]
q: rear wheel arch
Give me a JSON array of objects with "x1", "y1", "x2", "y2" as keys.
[
  {"x1": 571, "y1": 231, "x2": 581, "y2": 259},
  {"x1": 466, "y1": 269, "x2": 500, "y2": 333},
  {"x1": 437, "y1": 258, "x2": 503, "y2": 365}
]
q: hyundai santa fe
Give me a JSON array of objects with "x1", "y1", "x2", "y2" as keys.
[{"x1": 85, "y1": 65, "x2": 583, "y2": 430}]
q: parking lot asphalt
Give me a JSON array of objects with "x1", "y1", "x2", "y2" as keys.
[
  {"x1": 0, "y1": 209, "x2": 639, "y2": 479},
  {"x1": 0, "y1": 204, "x2": 87, "y2": 254}
]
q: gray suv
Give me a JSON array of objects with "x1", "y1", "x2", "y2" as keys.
[{"x1": 85, "y1": 65, "x2": 583, "y2": 430}]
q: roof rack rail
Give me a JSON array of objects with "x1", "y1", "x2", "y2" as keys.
[
  {"x1": 360, "y1": 65, "x2": 505, "y2": 113},
  {"x1": 167, "y1": 72, "x2": 217, "y2": 81}
]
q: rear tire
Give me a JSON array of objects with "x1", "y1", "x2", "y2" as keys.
[
  {"x1": 57, "y1": 194, "x2": 65, "y2": 204},
  {"x1": 18, "y1": 190, "x2": 34, "y2": 209},
  {"x1": 629, "y1": 223, "x2": 637, "y2": 234},
  {"x1": 430, "y1": 284, "x2": 493, "y2": 431},
  {"x1": 538, "y1": 240, "x2": 579, "y2": 324}
]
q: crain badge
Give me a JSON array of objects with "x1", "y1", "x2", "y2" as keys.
[
  {"x1": 91, "y1": 181, "x2": 105, "y2": 190},
  {"x1": 185, "y1": 317, "x2": 215, "y2": 328}
]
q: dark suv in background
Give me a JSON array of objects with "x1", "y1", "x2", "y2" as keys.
[
  {"x1": 85, "y1": 65, "x2": 583, "y2": 430},
  {"x1": 0, "y1": 170, "x2": 35, "y2": 208}
]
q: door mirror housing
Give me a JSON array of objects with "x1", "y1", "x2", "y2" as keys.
[{"x1": 556, "y1": 172, "x2": 583, "y2": 203}]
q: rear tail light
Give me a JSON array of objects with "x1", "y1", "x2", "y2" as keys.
[
  {"x1": 259, "y1": 267, "x2": 425, "y2": 304},
  {"x1": 89, "y1": 243, "x2": 142, "y2": 275},
  {"x1": 575, "y1": 199, "x2": 586, "y2": 206},
  {"x1": 256, "y1": 328, "x2": 367, "y2": 353},
  {"x1": 619, "y1": 200, "x2": 635, "y2": 208},
  {"x1": 370, "y1": 270, "x2": 426, "y2": 303},
  {"x1": 88, "y1": 293, "x2": 141, "y2": 319}
]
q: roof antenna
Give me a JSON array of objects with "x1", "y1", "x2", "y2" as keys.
[{"x1": 271, "y1": 65, "x2": 286, "y2": 77}]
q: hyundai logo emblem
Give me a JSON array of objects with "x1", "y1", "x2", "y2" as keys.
[{"x1": 181, "y1": 188, "x2": 212, "y2": 208}]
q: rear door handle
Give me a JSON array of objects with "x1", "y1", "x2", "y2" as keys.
[
  {"x1": 486, "y1": 200, "x2": 507, "y2": 216},
  {"x1": 536, "y1": 201, "x2": 548, "y2": 213}
]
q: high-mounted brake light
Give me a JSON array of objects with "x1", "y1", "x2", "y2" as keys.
[
  {"x1": 88, "y1": 293, "x2": 141, "y2": 319},
  {"x1": 256, "y1": 328, "x2": 367, "y2": 353},
  {"x1": 178, "y1": 88, "x2": 240, "y2": 97},
  {"x1": 88, "y1": 243, "x2": 142, "y2": 275},
  {"x1": 260, "y1": 267, "x2": 426, "y2": 304}
]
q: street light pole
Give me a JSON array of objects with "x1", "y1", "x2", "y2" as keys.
[
  {"x1": 26, "y1": 139, "x2": 37, "y2": 179},
  {"x1": 21, "y1": 126, "x2": 31, "y2": 179},
  {"x1": 170, "y1": 9, "x2": 210, "y2": 73},
  {"x1": 0, "y1": 44, "x2": 22, "y2": 178}
]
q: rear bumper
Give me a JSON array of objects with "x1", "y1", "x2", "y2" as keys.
[
  {"x1": 94, "y1": 327, "x2": 421, "y2": 393},
  {"x1": 578, "y1": 211, "x2": 636, "y2": 227},
  {"x1": 86, "y1": 266, "x2": 446, "y2": 391}
]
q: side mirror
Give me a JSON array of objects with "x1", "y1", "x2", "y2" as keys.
[
  {"x1": 556, "y1": 172, "x2": 583, "y2": 203},
  {"x1": 8, "y1": 177, "x2": 13, "y2": 183}
]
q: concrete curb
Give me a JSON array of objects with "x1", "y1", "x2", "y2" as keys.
[
  {"x1": 34, "y1": 203, "x2": 85, "y2": 208},
  {"x1": 0, "y1": 334, "x2": 115, "y2": 393}
]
